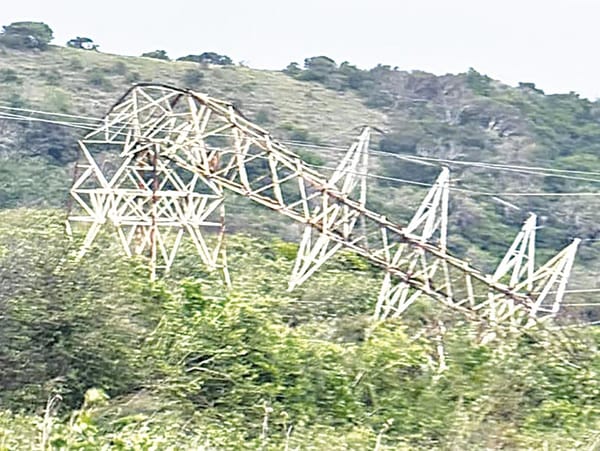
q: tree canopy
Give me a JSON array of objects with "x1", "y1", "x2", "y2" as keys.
[
  {"x1": 177, "y1": 51, "x2": 233, "y2": 65},
  {"x1": 0, "y1": 21, "x2": 53, "y2": 50},
  {"x1": 141, "y1": 49, "x2": 170, "y2": 60}
]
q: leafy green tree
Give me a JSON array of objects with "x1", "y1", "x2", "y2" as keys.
[
  {"x1": 199, "y1": 51, "x2": 233, "y2": 65},
  {"x1": 283, "y1": 62, "x2": 301, "y2": 76},
  {"x1": 296, "y1": 56, "x2": 338, "y2": 83},
  {"x1": 0, "y1": 22, "x2": 53, "y2": 50},
  {"x1": 465, "y1": 68, "x2": 493, "y2": 96},
  {"x1": 177, "y1": 52, "x2": 233, "y2": 65}
]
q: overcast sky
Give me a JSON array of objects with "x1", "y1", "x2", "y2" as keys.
[{"x1": 4, "y1": 0, "x2": 600, "y2": 99}]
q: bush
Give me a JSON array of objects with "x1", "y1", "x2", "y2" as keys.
[
  {"x1": 280, "y1": 123, "x2": 318, "y2": 144},
  {"x1": 41, "y1": 87, "x2": 72, "y2": 114},
  {"x1": 465, "y1": 68, "x2": 493, "y2": 96},
  {"x1": 141, "y1": 49, "x2": 169, "y2": 60},
  {"x1": 67, "y1": 57, "x2": 84, "y2": 71},
  {"x1": 0, "y1": 68, "x2": 22, "y2": 84},
  {"x1": 2, "y1": 88, "x2": 26, "y2": 108},
  {"x1": 0, "y1": 211, "x2": 159, "y2": 408},
  {"x1": 182, "y1": 69, "x2": 204, "y2": 87},
  {"x1": 379, "y1": 131, "x2": 421, "y2": 154},
  {"x1": 39, "y1": 68, "x2": 61, "y2": 85},
  {"x1": 109, "y1": 61, "x2": 128, "y2": 75},
  {"x1": 177, "y1": 52, "x2": 233, "y2": 66},
  {"x1": 125, "y1": 71, "x2": 141, "y2": 84},
  {"x1": 85, "y1": 69, "x2": 112, "y2": 89}
]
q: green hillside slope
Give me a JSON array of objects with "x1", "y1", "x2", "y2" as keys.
[
  {"x1": 0, "y1": 45, "x2": 597, "y2": 305},
  {"x1": 1, "y1": 34, "x2": 600, "y2": 449},
  {"x1": 1, "y1": 208, "x2": 599, "y2": 449}
]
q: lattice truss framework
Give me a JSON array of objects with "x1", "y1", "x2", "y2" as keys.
[
  {"x1": 68, "y1": 86, "x2": 229, "y2": 282},
  {"x1": 67, "y1": 84, "x2": 580, "y2": 325}
]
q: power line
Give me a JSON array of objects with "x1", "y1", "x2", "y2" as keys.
[
  {"x1": 0, "y1": 103, "x2": 104, "y2": 124},
  {"x1": 264, "y1": 137, "x2": 600, "y2": 179},
  {"x1": 1, "y1": 113, "x2": 599, "y2": 204},
  {"x1": 2, "y1": 106, "x2": 600, "y2": 208},
  {"x1": 557, "y1": 320, "x2": 600, "y2": 329},
  {"x1": 3, "y1": 103, "x2": 600, "y2": 182}
]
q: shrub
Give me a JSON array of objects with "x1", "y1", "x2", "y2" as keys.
[
  {"x1": 109, "y1": 61, "x2": 128, "y2": 76},
  {"x1": 0, "y1": 68, "x2": 22, "y2": 84},
  {"x1": 22, "y1": 119, "x2": 76, "y2": 162},
  {"x1": 39, "y1": 68, "x2": 61, "y2": 85},
  {"x1": 465, "y1": 68, "x2": 493, "y2": 96},
  {"x1": 182, "y1": 69, "x2": 204, "y2": 87},
  {"x1": 86, "y1": 69, "x2": 112, "y2": 89},
  {"x1": 125, "y1": 71, "x2": 141, "y2": 84},
  {"x1": 141, "y1": 49, "x2": 169, "y2": 60},
  {"x1": 177, "y1": 52, "x2": 233, "y2": 66},
  {"x1": 42, "y1": 87, "x2": 72, "y2": 114},
  {"x1": 67, "y1": 58, "x2": 84, "y2": 71}
]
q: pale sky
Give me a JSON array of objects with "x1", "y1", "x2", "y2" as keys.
[{"x1": 3, "y1": 0, "x2": 600, "y2": 99}]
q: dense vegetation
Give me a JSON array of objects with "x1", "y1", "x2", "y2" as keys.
[
  {"x1": 1, "y1": 209, "x2": 599, "y2": 449},
  {"x1": 1, "y1": 22, "x2": 599, "y2": 449}
]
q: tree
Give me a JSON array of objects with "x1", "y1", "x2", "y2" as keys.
[
  {"x1": 66, "y1": 36, "x2": 98, "y2": 51},
  {"x1": 0, "y1": 22, "x2": 53, "y2": 50},
  {"x1": 283, "y1": 62, "x2": 301, "y2": 76},
  {"x1": 141, "y1": 49, "x2": 169, "y2": 60},
  {"x1": 177, "y1": 52, "x2": 233, "y2": 65},
  {"x1": 198, "y1": 52, "x2": 233, "y2": 65},
  {"x1": 296, "y1": 56, "x2": 338, "y2": 82}
]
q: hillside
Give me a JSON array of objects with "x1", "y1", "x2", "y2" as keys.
[
  {"x1": 0, "y1": 45, "x2": 598, "y2": 304},
  {"x1": 1, "y1": 41, "x2": 600, "y2": 449},
  {"x1": 1, "y1": 208, "x2": 600, "y2": 449}
]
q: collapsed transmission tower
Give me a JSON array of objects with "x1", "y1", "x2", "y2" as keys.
[
  {"x1": 68, "y1": 87, "x2": 229, "y2": 282},
  {"x1": 289, "y1": 126, "x2": 371, "y2": 290},
  {"x1": 375, "y1": 168, "x2": 450, "y2": 319},
  {"x1": 67, "y1": 83, "x2": 580, "y2": 326}
]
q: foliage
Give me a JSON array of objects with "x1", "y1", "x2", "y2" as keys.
[
  {"x1": 0, "y1": 41, "x2": 600, "y2": 449},
  {"x1": 182, "y1": 68, "x2": 204, "y2": 87},
  {"x1": 284, "y1": 56, "x2": 396, "y2": 105},
  {"x1": 38, "y1": 68, "x2": 61, "y2": 85},
  {"x1": 465, "y1": 68, "x2": 493, "y2": 96},
  {"x1": 0, "y1": 68, "x2": 22, "y2": 84},
  {"x1": 85, "y1": 68, "x2": 112, "y2": 89},
  {"x1": 0, "y1": 211, "x2": 158, "y2": 408},
  {"x1": 20, "y1": 119, "x2": 77, "y2": 162},
  {"x1": 280, "y1": 122, "x2": 319, "y2": 144},
  {"x1": 0, "y1": 211, "x2": 599, "y2": 448},
  {"x1": 141, "y1": 49, "x2": 170, "y2": 60},
  {"x1": 177, "y1": 52, "x2": 233, "y2": 65},
  {"x1": 41, "y1": 87, "x2": 72, "y2": 114},
  {"x1": 0, "y1": 21, "x2": 53, "y2": 50},
  {"x1": 108, "y1": 60, "x2": 128, "y2": 75}
]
